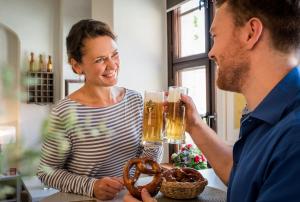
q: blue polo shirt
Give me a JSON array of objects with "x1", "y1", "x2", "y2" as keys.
[{"x1": 228, "y1": 66, "x2": 300, "y2": 202}]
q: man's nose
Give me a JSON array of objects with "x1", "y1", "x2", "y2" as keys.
[{"x1": 208, "y1": 49, "x2": 215, "y2": 61}]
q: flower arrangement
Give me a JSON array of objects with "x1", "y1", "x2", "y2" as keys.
[{"x1": 171, "y1": 144, "x2": 207, "y2": 170}]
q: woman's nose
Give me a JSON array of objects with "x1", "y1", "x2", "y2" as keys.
[{"x1": 105, "y1": 57, "x2": 118, "y2": 69}]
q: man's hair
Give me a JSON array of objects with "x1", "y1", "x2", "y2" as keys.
[
  {"x1": 66, "y1": 19, "x2": 116, "y2": 65},
  {"x1": 214, "y1": 0, "x2": 300, "y2": 53}
]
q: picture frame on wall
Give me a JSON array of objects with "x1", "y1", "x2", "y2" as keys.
[{"x1": 64, "y1": 79, "x2": 84, "y2": 96}]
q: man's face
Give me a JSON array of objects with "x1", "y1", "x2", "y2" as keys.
[{"x1": 208, "y1": 3, "x2": 250, "y2": 93}]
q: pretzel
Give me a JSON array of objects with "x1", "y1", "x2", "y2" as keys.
[
  {"x1": 163, "y1": 167, "x2": 203, "y2": 182},
  {"x1": 123, "y1": 157, "x2": 162, "y2": 200}
]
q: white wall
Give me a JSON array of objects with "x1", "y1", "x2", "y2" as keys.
[
  {"x1": 0, "y1": 25, "x2": 19, "y2": 134},
  {"x1": 114, "y1": 0, "x2": 168, "y2": 93},
  {"x1": 60, "y1": 0, "x2": 91, "y2": 98},
  {"x1": 0, "y1": 0, "x2": 60, "y2": 148},
  {"x1": 92, "y1": 0, "x2": 114, "y2": 28}
]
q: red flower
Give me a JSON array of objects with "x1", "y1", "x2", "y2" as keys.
[
  {"x1": 181, "y1": 147, "x2": 185, "y2": 152},
  {"x1": 200, "y1": 154, "x2": 206, "y2": 162},
  {"x1": 187, "y1": 144, "x2": 193, "y2": 149},
  {"x1": 194, "y1": 155, "x2": 200, "y2": 163}
]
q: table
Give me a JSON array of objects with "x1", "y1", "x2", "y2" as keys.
[
  {"x1": 22, "y1": 176, "x2": 59, "y2": 202},
  {"x1": 36, "y1": 169, "x2": 227, "y2": 202},
  {"x1": 0, "y1": 173, "x2": 21, "y2": 202}
]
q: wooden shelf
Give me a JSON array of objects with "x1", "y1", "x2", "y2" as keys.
[{"x1": 27, "y1": 72, "x2": 54, "y2": 104}]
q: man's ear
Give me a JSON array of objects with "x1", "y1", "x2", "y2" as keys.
[
  {"x1": 243, "y1": 17, "x2": 263, "y2": 50},
  {"x1": 70, "y1": 58, "x2": 83, "y2": 74}
]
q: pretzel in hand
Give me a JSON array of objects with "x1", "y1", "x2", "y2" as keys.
[{"x1": 123, "y1": 157, "x2": 162, "y2": 200}]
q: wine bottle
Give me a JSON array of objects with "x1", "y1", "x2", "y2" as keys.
[
  {"x1": 47, "y1": 55, "x2": 53, "y2": 72},
  {"x1": 29, "y1": 52, "x2": 35, "y2": 72}
]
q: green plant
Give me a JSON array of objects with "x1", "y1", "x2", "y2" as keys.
[{"x1": 171, "y1": 144, "x2": 207, "y2": 170}]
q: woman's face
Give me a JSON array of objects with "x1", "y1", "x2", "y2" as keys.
[{"x1": 77, "y1": 36, "x2": 120, "y2": 87}]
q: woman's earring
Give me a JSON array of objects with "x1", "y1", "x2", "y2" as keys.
[{"x1": 78, "y1": 73, "x2": 84, "y2": 82}]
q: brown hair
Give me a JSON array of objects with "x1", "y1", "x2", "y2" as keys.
[
  {"x1": 66, "y1": 19, "x2": 116, "y2": 69},
  {"x1": 214, "y1": 0, "x2": 300, "y2": 53}
]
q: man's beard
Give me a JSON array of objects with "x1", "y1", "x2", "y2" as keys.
[{"x1": 216, "y1": 47, "x2": 250, "y2": 93}]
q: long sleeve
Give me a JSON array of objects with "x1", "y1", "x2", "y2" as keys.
[
  {"x1": 36, "y1": 108, "x2": 97, "y2": 197},
  {"x1": 140, "y1": 144, "x2": 164, "y2": 162}
]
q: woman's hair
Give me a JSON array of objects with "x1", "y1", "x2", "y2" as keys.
[
  {"x1": 66, "y1": 19, "x2": 116, "y2": 69},
  {"x1": 214, "y1": 0, "x2": 300, "y2": 53}
]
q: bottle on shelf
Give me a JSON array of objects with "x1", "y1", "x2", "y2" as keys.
[
  {"x1": 29, "y1": 52, "x2": 35, "y2": 72},
  {"x1": 47, "y1": 55, "x2": 53, "y2": 72},
  {"x1": 39, "y1": 54, "x2": 46, "y2": 72}
]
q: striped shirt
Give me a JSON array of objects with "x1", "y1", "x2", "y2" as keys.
[{"x1": 37, "y1": 89, "x2": 163, "y2": 197}]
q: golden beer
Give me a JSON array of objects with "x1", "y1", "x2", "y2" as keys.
[
  {"x1": 142, "y1": 91, "x2": 164, "y2": 144},
  {"x1": 165, "y1": 86, "x2": 187, "y2": 144}
]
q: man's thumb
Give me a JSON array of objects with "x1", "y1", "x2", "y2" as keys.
[{"x1": 141, "y1": 188, "x2": 152, "y2": 201}]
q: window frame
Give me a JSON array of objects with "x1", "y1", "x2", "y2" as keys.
[{"x1": 167, "y1": 0, "x2": 216, "y2": 161}]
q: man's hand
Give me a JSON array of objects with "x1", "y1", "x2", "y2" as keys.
[
  {"x1": 123, "y1": 188, "x2": 157, "y2": 202},
  {"x1": 180, "y1": 94, "x2": 202, "y2": 133},
  {"x1": 93, "y1": 177, "x2": 124, "y2": 200}
]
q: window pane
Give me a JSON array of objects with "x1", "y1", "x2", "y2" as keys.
[
  {"x1": 180, "y1": 0, "x2": 199, "y2": 13},
  {"x1": 180, "y1": 5, "x2": 206, "y2": 57},
  {"x1": 179, "y1": 67, "x2": 207, "y2": 146},
  {"x1": 180, "y1": 67, "x2": 207, "y2": 114}
]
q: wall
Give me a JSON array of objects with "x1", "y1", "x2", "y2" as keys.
[
  {"x1": 60, "y1": 0, "x2": 91, "y2": 98},
  {"x1": 0, "y1": 0, "x2": 60, "y2": 148},
  {"x1": 114, "y1": 0, "x2": 168, "y2": 93},
  {"x1": 92, "y1": 0, "x2": 113, "y2": 29},
  {"x1": 0, "y1": 24, "x2": 20, "y2": 136}
]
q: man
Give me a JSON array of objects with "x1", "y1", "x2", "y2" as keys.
[
  {"x1": 125, "y1": 0, "x2": 300, "y2": 201},
  {"x1": 124, "y1": 188, "x2": 156, "y2": 202},
  {"x1": 182, "y1": 0, "x2": 300, "y2": 201}
]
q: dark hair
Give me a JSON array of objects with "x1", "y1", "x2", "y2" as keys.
[
  {"x1": 214, "y1": 0, "x2": 300, "y2": 52},
  {"x1": 66, "y1": 19, "x2": 116, "y2": 65}
]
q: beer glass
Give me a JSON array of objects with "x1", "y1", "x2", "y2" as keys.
[
  {"x1": 165, "y1": 86, "x2": 188, "y2": 144},
  {"x1": 142, "y1": 91, "x2": 165, "y2": 145}
]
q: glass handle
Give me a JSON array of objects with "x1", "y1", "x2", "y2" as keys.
[{"x1": 180, "y1": 102, "x2": 186, "y2": 123}]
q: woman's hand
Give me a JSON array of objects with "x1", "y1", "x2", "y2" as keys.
[
  {"x1": 123, "y1": 188, "x2": 157, "y2": 202},
  {"x1": 93, "y1": 177, "x2": 124, "y2": 200}
]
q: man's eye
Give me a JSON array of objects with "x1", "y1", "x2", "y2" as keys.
[{"x1": 112, "y1": 52, "x2": 119, "y2": 58}]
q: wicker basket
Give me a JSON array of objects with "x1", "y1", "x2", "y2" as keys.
[{"x1": 160, "y1": 169, "x2": 208, "y2": 199}]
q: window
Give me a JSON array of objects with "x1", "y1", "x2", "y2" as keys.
[{"x1": 167, "y1": 0, "x2": 215, "y2": 159}]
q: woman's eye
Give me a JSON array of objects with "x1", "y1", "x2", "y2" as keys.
[{"x1": 95, "y1": 58, "x2": 104, "y2": 63}]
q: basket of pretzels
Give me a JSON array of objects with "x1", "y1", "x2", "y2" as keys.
[{"x1": 160, "y1": 167, "x2": 208, "y2": 199}]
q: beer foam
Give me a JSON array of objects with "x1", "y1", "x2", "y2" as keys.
[
  {"x1": 144, "y1": 91, "x2": 164, "y2": 102},
  {"x1": 167, "y1": 87, "x2": 186, "y2": 102}
]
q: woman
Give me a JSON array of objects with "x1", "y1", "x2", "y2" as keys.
[{"x1": 37, "y1": 19, "x2": 162, "y2": 200}]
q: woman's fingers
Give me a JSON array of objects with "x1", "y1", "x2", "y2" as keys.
[
  {"x1": 106, "y1": 177, "x2": 124, "y2": 191},
  {"x1": 94, "y1": 176, "x2": 124, "y2": 200}
]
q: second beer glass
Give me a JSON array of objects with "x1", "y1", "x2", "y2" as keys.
[
  {"x1": 142, "y1": 91, "x2": 165, "y2": 145},
  {"x1": 165, "y1": 86, "x2": 188, "y2": 144}
]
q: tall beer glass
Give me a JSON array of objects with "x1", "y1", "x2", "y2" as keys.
[
  {"x1": 142, "y1": 91, "x2": 165, "y2": 145},
  {"x1": 165, "y1": 86, "x2": 188, "y2": 144}
]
